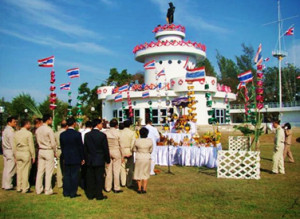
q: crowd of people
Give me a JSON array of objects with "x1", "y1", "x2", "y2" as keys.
[
  {"x1": 1, "y1": 115, "x2": 160, "y2": 200},
  {"x1": 1, "y1": 115, "x2": 295, "y2": 199}
]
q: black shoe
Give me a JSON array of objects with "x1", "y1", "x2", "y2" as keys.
[
  {"x1": 25, "y1": 190, "x2": 33, "y2": 193},
  {"x1": 113, "y1": 190, "x2": 123, "y2": 193},
  {"x1": 5, "y1": 188, "x2": 15, "y2": 191},
  {"x1": 70, "y1": 194, "x2": 81, "y2": 198},
  {"x1": 96, "y1": 196, "x2": 108, "y2": 200},
  {"x1": 104, "y1": 189, "x2": 111, "y2": 193},
  {"x1": 142, "y1": 190, "x2": 147, "y2": 194},
  {"x1": 137, "y1": 190, "x2": 142, "y2": 194},
  {"x1": 121, "y1": 185, "x2": 126, "y2": 187}
]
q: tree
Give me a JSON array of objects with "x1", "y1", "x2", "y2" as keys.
[
  {"x1": 196, "y1": 58, "x2": 217, "y2": 77},
  {"x1": 10, "y1": 93, "x2": 39, "y2": 121},
  {"x1": 235, "y1": 43, "x2": 255, "y2": 73},
  {"x1": 105, "y1": 68, "x2": 132, "y2": 86}
]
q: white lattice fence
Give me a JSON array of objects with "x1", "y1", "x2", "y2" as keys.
[
  {"x1": 217, "y1": 150, "x2": 260, "y2": 179},
  {"x1": 228, "y1": 136, "x2": 251, "y2": 151}
]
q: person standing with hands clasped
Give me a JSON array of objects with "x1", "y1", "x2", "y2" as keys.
[
  {"x1": 60, "y1": 117, "x2": 85, "y2": 198},
  {"x1": 283, "y1": 123, "x2": 295, "y2": 163},
  {"x1": 13, "y1": 120, "x2": 35, "y2": 193},
  {"x1": 272, "y1": 120, "x2": 285, "y2": 174}
]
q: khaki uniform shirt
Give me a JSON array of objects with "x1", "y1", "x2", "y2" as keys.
[
  {"x1": 35, "y1": 124, "x2": 57, "y2": 152},
  {"x1": 274, "y1": 126, "x2": 285, "y2": 150},
  {"x1": 284, "y1": 129, "x2": 292, "y2": 145},
  {"x1": 2, "y1": 125, "x2": 15, "y2": 150},
  {"x1": 120, "y1": 128, "x2": 136, "y2": 157},
  {"x1": 105, "y1": 128, "x2": 122, "y2": 157},
  {"x1": 55, "y1": 128, "x2": 66, "y2": 150},
  {"x1": 13, "y1": 128, "x2": 35, "y2": 160}
]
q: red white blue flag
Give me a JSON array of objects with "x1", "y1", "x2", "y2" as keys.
[
  {"x1": 157, "y1": 69, "x2": 165, "y2": 78},
  {"x1": 115, "y1": 93, "x2": 123, "y2": 102},
  {"x1": 264, "y1": 57, "x2": 270, "y2": 62},
  {"x1": 284, "y1": 27, "x2": 294, "y2": 36},
  {"x1": 254, "y1": 43, "x2": 263, "y2": 66},
  {"x1": 237, "y1": 82, "x2": 246, "y2": 90},
  {"x1": 144, "y1": 60, "x2": 155, "y2": 70},
  {"x1": 118, "y1": 84, "x2": 129, "y2": 93},
  {"x1": 238, "y1": 70, "x2": 253, "y2": 83},
  {"x1": 60, "y1": 82, "x2": 71, "y2": 90},
  {"x1": 38, "y1": 56, "x2": 54, "y2": 67},
  {"x1": 142, "y1": 91, "x2": 150, "y2": 98},
  {"x1": 185, "y1": 66, "x2": 205, "y2": 83},
  {"x1": 67, "y1": 68, "x2": 80, "y2": 78},
  {"x1": 183, "y1": 57, "x2": 189, "y2": 69}
]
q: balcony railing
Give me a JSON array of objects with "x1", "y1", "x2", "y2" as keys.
[{"x1": 230, "y1": 101, "x2": 300, "y2": 110}]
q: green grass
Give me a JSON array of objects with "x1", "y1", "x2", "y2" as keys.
[{"x1": 1, "y1": 128, "x2": 300, "y2": 218}]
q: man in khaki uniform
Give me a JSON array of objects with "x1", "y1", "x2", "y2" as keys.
[
  {"x1": 54, "y1": 120, "x2": 67, "y2": 188},
  {"x1": 283, "y1": 123, "x2": 294, "y2": 163},
  {"x1": 13, "y1": 120, "x2": 35, "y2": 193},
  {"x1": 2, "y1": 116, "x2": 17, "y2": 190},
  {"x1": 120, "y1": 120, "x2": 135, "y2": 187},
  {"x1": 104, "y1": 119, "x2": 123, "y2": 193},
  {"x1": 272, "y1": 120, "x2": 285, "y2": 174},
  {"x1": 35, "y1": 114, "x2": 57, "y2": 195}
]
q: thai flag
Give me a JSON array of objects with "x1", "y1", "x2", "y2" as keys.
[
  {"x1": 144, "y1": 60, "x2": 155, "y2": 70},
  {"x1": 60, "y1": 83, "x2": 71, "y2": 90},
  {"x1": 284, "y1": 27, "x2": 294, "y2": 36},
  {"x1": 119, "y1": 84, "x2": 129, "y2": 93},
  {"x1": 264, "y1": 57, "x2": 270, "y2": 62},
  {"x1": 115, "y1": 93, "x2": 123, "y2": 102},
  {"x1": 142, "y1": 91, "x2": 149, "y2": 98},
  {"x1": 237, "y1": 82, "x2": 246, "y2": 90},
  {"x1": 38, "y1": 56, "x2": 54, "y2": 67},
  {"x1": 185, "y1": 66, "x2": 205, "y2": 83},
  {"x1": 157, "y1": 69, "x2": 165, "y2": 78},
  {"x1": 183, "y1": 57, "x2": 189, "y2": 69},
  {"x1": 254, "y1": 43, "x2": 263, "y2": 66},
  {"x1": 67, "y1": 68, "x2": 80, "y2": 78},
  {"x1": 238, "y1": 70, "x2": 253, "y2": 83}
]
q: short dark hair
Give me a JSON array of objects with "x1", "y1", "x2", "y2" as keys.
[
  {"x1": 273, "y1": 119, "x2": 281, "y2": 125},
  {"x1": 92, "y1": 118, "x2": 102, "y2": 128},
  {"x1": 284, "y1": 123, "x2": 291, "y2": 130},
  {"x1": 61, "y1": 120, "x2": 67, "y2": 128},
  {"x1": 85, "y1": 121, "x2": 92, "y2": 128},
  {"x1": 139, "y1": 127, "x2": 149, "y2": 138},
  {"x1": 34, "y1": 118, "x2": 42, "y2": 125},
  {"x1": 109, "y1": 119, "x2": 118, "y2": 128},
  {"x1": 146, "y1": 119, "x2": 152, "y2": 124},
  {"x1": 21, "y1": 119, "x2": 30, "y2": 127},
  {"x1": 119, "y1": 123, "x2": 124, "y2": 130},
  {"x1": 7, "y1": 116, "x2": 17, "y2": 124},
  {"x1": 43, "y1": 114, "x2": 52, "y2": 123},
  {"x1": 66, "y1": 117, "x2": 76, "y2": 126},
  {"x1": 124, "y1": 120, "x2": 131, "y2": 128}
]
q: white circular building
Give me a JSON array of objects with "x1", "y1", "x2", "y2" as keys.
[{"x1": 98, "y1": 24, "x2": 236, "y2": 126}]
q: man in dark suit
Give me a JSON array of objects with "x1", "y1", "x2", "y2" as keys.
[
  {"x1": 84, "y1": 118, "x2": 110, "y2": 200},
  {"x1": 60, "y1": 117, "x2": 85, "y2": 198}
]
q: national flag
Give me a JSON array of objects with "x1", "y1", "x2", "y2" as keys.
[
  {"x1": 264, "y1": 57, "x2": 270, "y2": 62},
  {"x1": 185, "y1": 66, "x2": 205, "y2": 83},
  {"x1": 115, "y1": 93, "x2": 123, "y2": 102},
  {"x1": 67, "y1": 68, "x2": 80, "y2": 78},
  {"x1": 237, "y1": 82, "x2": 246, "y2": 90},
  {"x1": 284, "y1": 27, "x2": 294, "y2": 36},
  {"x1": 183, "y1": 57, "x2": 189, "y2": 69},
  {"x1": 142, "y1": 91, "x2": 150, "y2": 98},
  {"x1": 38, "y1": 56, "x2": 54, "y2": 67},
  {"x1": 118, "y1": 84, "x2": 129, "y2": 93},
  {"x1": 157, "y1": 69, "x2": 165, "y2": 78},
  {"x1": 254, "y1": 43, "x2": 263, "y2": 66},
  {"x1": 60, "y1": 82, "x2": 71, "y2": 90},
  {"x1": 238, "y1": 70, "x2": 253, "y2": 83},
  {"x1": 144, "y1": 60, "x2": 155, "y2": 70}
]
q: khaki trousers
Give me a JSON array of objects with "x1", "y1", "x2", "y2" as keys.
[
  {"x1": 272, "y1": 146, "x2": 285, "y2": 174},
  {"x1": 105, "y1": 149, "x2": 121, "y2": 191},
  {"x1": 120, "y1": 156, "x2": 134, "y2": 187},
  {"x1": 2, "y1": 149, "x2": 16, "y2": 189},
  {"x1": 35, "y1": 150, "x2": 54, "y2": 195},
  {"x1": 283, "y1": 144, "x2": 294, "y2": 163},
  {"x1": 16, "y1": 151, "x2": 31, "y2": 193},
  {"x1": 56, "y1": 149, "x2": 63, "y2": 188}
]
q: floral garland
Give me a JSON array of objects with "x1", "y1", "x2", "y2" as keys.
[
  {"x1": 133, "y1": 40, "x2": 206, "y2": 54},
  {"x1": 152, "y1": 24, "x2": 186, "y2": 33}
]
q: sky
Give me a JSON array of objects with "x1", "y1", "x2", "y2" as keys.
[{"x1": 0, "y1": 0, "x2": 299, "y2": 104}]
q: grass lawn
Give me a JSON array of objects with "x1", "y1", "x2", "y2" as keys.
[{"x1": 1, "y1": 128, "x2": 300, "y2": 218}]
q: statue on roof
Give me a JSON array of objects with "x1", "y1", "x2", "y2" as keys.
[{"x1": 166, "y1": 2, "x2": 175, "y2": 24}]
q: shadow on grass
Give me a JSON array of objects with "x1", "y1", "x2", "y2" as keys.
[
  {"x1": 261, "y1": 157, "x2": 272, "y2": 162},
  {"x1": 260, "y1": 168, "x2": 273, "y2": 174},
  {"x1": 198, "y1": 167, "x2": 217, "y2": 177}
]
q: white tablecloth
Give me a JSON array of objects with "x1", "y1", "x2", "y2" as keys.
[
  {"x1": 163, "y1": 133, "x2": 192, "y2": 143},
  {"x1": 155, "y1": 144, "x2": 222, "y2": 168}
]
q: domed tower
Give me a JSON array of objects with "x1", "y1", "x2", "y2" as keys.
[{"x1": 133, "y1": 24, "x2": 206, "y2": 85}]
